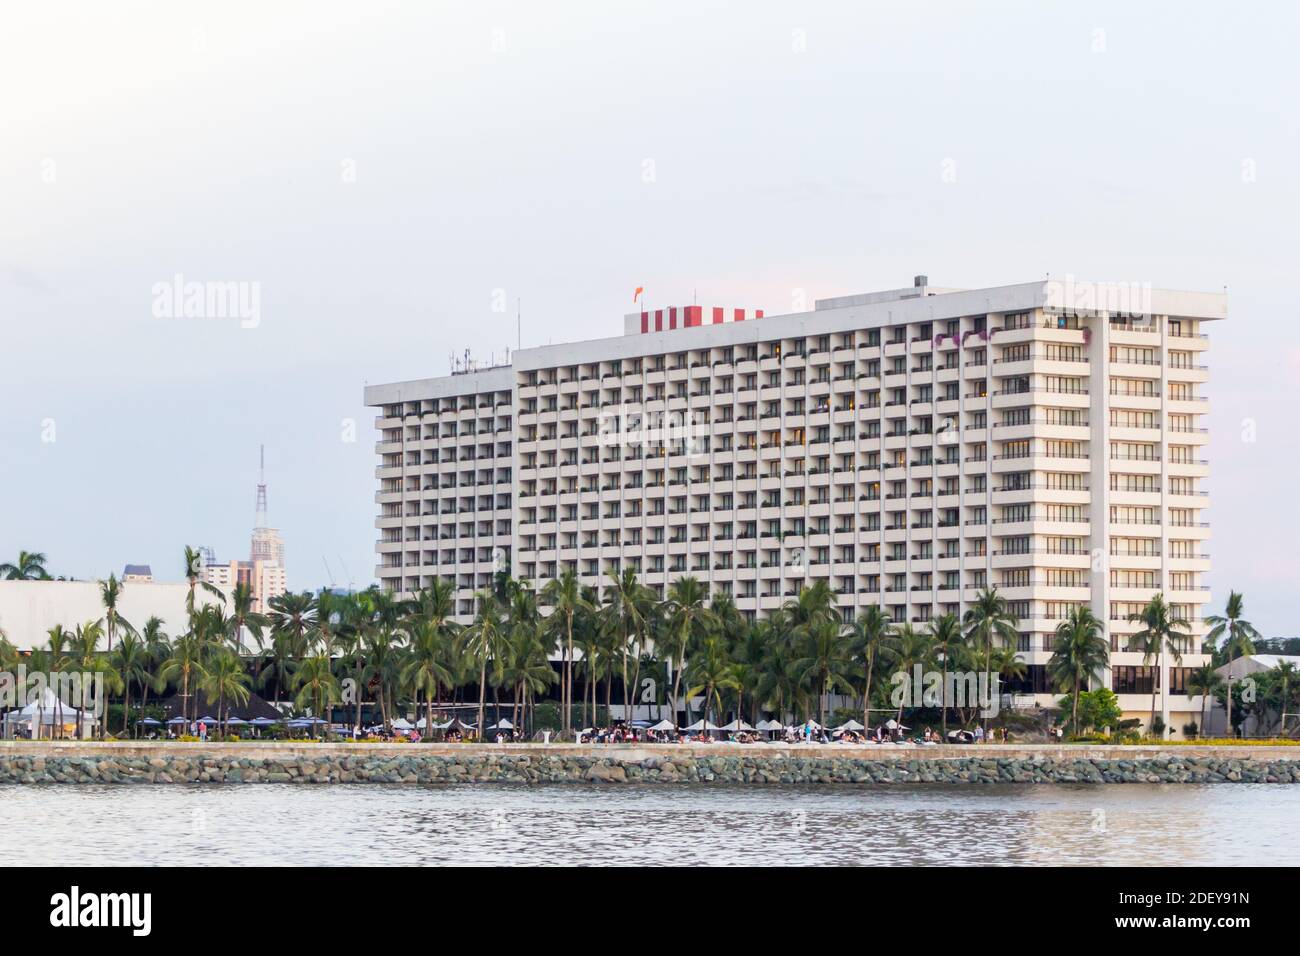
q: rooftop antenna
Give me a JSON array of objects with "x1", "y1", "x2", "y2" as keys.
[
  {"x1": 254, "y1": 444, "x2": 268, "y2": 530},
  {"x1": 517, "y1": 297, "x2": 521, "y2": 350}
]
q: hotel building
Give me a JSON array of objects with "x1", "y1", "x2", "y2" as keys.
[{"x1": 365, "y1": 276, "x2": 1221, "y2": 732}]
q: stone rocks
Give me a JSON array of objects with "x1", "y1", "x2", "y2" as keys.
[{"x1": 0, "y1": 749, "x2": 1298, "y2": 786}]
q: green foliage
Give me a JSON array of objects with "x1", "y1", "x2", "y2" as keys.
[{"x1": 1056, "y1": 688, "x2": 1123, "y2": 736}]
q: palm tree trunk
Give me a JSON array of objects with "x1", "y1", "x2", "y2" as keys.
[
  {"x1": 1154, "y1": 660, "x2": 1164, "y2": 738},
  {"x1": 983, "y1": 629, "x2": 992, "y2": 734},
  {"x1": 940, "y1": 651, "x2": 949, "y2": 737},
  {"x1": 621, "y1": 642, "x2": 630, "y2": 724},
  {"x1": 139, "y1": 683, "x2": 150, "y2": 740},
  {"x1": 863, "y1": 648, "x2": 875, "y2": 731},
  {"x1": 564, "y1": 616, "x2": 574, "y2": 735},
  {"x1": 477, "y1": 659, "x2": 487, "y2": 740},
  {"x1": 1072, "y1": 675, "x2": 1080, "y2": 737}
]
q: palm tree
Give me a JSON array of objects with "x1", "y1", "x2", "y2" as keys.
[
  {"x1": 881, "y1": 623, "x2": 933, "y2": 721},
  {"x1": 293, "y1": 656, "x2": 340, "y2": 737},
  {"x1": 98, "y1": 573, "x2": 134, "y2": 654},
  {"x1": 160, "y1": 632, "x2": 205, "y2": 726},
  {"x1": 0, "y1": 629, "x2": 18, "y2": 671},
  {"x1": 927, "y1": 613, "x2": 963, "y2": 736},
  {"x1": 1127, "y1": 593, "x2": 1189, "y2": 737},
  {"x1": 69, "y1": 620, "x2": 106, "y2": 737},
  {"x1": 846, "y1": 606, "x2": 891, "y2": 731},
  {"x1": 464, "y1": 590, "x2": 507, "y2": 737},
  {"x1": 684, "y1": 637, "x2": 737, "y2": 731},
  {"x1": 663, "y1": 576, "x2": 714, "y2": 724},
  {"x1": 602, "y1": 567, "x2": 652, "y2": 724},
  {"x1": 228, "y1": 582, "x2": 268, "y2": 655},
  {"x1": 44, "y1": 624, "x2": 73, "y2": 737},
  {"x1": 199, "y1": 651, "x2": 252, "y2": 736},
  {"x1": 783, "y1": 578, "x2": 839, "y2": 631},
  {"x1": 1206, "y1": 591, "x2": 1261, "y2": 733},
  {"x1": 111, "y1": 631, "x2": 152, "y2": 735},
  {"x1": 790, "y1": 617, "x2": 854, "y2": 725},
  {"x1": 963, "y1": 587, "x2": 1020, "y2": 732},
  {"x1": 1276, "y1": 661, "x2": 1298, "y2": 736},
  {"x1": 402, "y1": 617, "x2": 458, "y2": 737},
  {"x1": 1185, "y1": 664, "x2": 1223, "y2": 739},
  {"x1": 1047, "y1": 606, "x2": 1109, "y2": 736},
  {"x1": 1, "y1": 550, "x2": 51, "y2": 580},
  {"x1": 542, "y1": 569, "x2": 585, "y2": 736},
  {"x1": 753, "y1": 615, "x2": 800, "y2": 726},
  {"x1": 182, "y1": 545, "x2": 225, "y2": 613},
  {"x1": 267, "y1": 591, "x2": 318, "y2": 655},
  {"x1": 136, "y1": 616, "x2": 171, "y2": 729}
]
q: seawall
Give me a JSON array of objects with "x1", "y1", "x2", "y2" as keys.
[{"x1": 1, "y1": 742, "x2": 1298, "y2": 784}]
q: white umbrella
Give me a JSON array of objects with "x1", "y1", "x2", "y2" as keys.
[
  {"x1": 835, "y1": 719, "x2": 865, "y2": 732},
  {"x1": 391, "y1": 718, "x2": 414, "y2": 731},
  {"x1": 681, "y1": 720, "x2": 720, "y2": 731},
  {"x1": 720, "y1": 719, "x2": 754, "y2": 732},
  {"x1": 490, "y1": 719, "x2": 514, "y2": 730},
  {"x1": 648, "y1": 719, "x2": 675, "y2": 731}
]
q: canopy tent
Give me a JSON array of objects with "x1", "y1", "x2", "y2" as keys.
[
  {"x1": 835, "y1": 719, "x2": 866, "y2": 732},
  {"x1": 390, "y1": 718, "x2": 414, "y2": 731},
  {"x1": 647, "y1": 719, "x2": 676, "y2": 732},
  {"x1": 0, "y1": 688, "x2": 96, "y2": 739},
  {"x1": 754, "y1": 719, "x2": 781, "y2": 732},
  {"x1": 681, "y1": 720, "x2": 720, "y2": 732},
  {"x1": 720, "y1": 719, "x2": 755, "y2": 732},
  {"x1": 488, "y1": 719, "x2": 514, "y2": 730}
]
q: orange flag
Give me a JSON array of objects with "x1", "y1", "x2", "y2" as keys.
[{"x1": 633, "y1": 286, "x2": 644, "y2": 303}]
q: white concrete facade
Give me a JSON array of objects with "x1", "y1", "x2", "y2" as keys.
[
  {"x1": 0, "y1": 580, "x2": 228, "y2": 650},
  {"x1": 365, "y1": 277, "x2": 1222, "y2": 734}
]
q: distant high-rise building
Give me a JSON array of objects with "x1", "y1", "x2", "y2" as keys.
[
  {"x1": 201, "y1": 446, "x2": 287, "y2": 614},
  {"x1": 121, "y1": 564, "x2": 153, "y2": 582},
  {"x1": 251, "y1": 444, "x2": 286, "y2": 567}
]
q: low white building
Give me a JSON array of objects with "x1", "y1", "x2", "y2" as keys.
[{"x1": 0, "y1": 580, "x2": 227, "y2": 651}]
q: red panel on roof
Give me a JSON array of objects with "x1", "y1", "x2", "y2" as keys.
[
  {"x1": 734, "y1": 308, "x2": 745, "y2": 322},
  {"x1": 640, "y1": 311, "x2": 649, "y2": 333},
  {"x1": 655, "y1": 310, "x2": 663, "y2": 332},
  {"x1": 712, "y1": 307, "x2": 724, "y2": 324},
  {"x1": 685, "y1": 305, "x2": 702, "y2": 327}
]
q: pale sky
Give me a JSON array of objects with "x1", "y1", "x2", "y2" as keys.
[{"x1": 2, "y1": 1, "x2": 1297, "y2": 633}]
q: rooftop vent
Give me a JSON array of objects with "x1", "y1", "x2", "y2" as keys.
[{"x1": 914, "y1": 275, "x2": 928, "y2": 288}]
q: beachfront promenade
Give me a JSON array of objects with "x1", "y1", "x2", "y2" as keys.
[{"x1": 1, "y1": 741, "x2": 1298, "y2": 785}]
